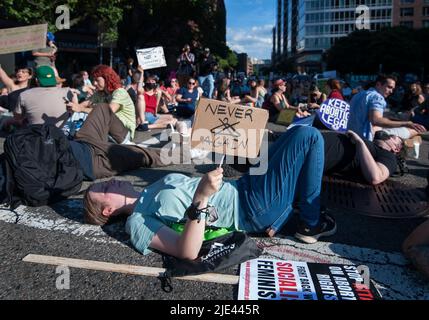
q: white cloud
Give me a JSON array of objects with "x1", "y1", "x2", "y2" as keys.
[{"x1": 227, "y1": 25, "x2": 273, "y2": 60}]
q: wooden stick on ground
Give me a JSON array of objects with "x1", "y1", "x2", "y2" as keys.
[{"x1": 22, "y1": 254, "x2": 239, "y2": 285}]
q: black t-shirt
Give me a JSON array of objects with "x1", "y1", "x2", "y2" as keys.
[
  {"x1": 322, "y1": 131, "x2": 397, "y2": 178},
  {"x1": 7, "y1": 87, "x2": 28, "y2": 111},
  {"x1": 199, "y1": 55, "x2": 217, "y2": 76}
]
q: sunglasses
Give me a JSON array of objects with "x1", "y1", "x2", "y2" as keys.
[{"x1": 188, "y1": 82, "x2": 196, "y2": 85}]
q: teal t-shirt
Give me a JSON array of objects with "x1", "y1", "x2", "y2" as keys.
[{"x1": 125, "y1": 173, "x2": 241, "y2": 255}]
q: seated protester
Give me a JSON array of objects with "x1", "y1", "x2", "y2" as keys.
[
  {"x1": 72, "y1": 74, "x2": 94, "y2": 103},
  {"x1": 255, "y1": 79, "x2": 267, "y2": 108},
  {"x1": 348, "y1": 74, "x2": 426, "y2": 141},
  {"x1": 175, "y1": 77, "x2": 199, "y2": 119},
  {"x1": 215, "y1": 77, "x2": 241, "y2": 104},
  {"x1": 135, "y1": 72, "x2": 177, "y2": 131},
  {"x1": 12, "y1": 66, "x2": 73, "y2": 128},
  {"x1": 125, "y1": 70, "x2": 142, "y2": 108},
  {"x1": 166, "y1": 78, "x2": 180, "y2": 106},
  {"x1": 326, "y1": 79, "x2": 344, "y2": 101},
  {"x1": 267, "y1": 79, "x2": 298, "y2": 122},
  {"x1": 402, "y1": 219, "x2": 429, "y2": 280},
  {"x1": 242, "y1": 79, "x2": 259, "y2": 107},
  {"x1": 308, "y1": 85, "x2": 327, "y2": 109},
  {"x1": 84, "y1": 126, "x2": 337, "y2": 256},
  {"x1": 67, "y1": 65, "x2": 136, "y2": 144},
  {"x1": 68, "y1": 102, "x2": 165, "y2": 180},
  {"x1": 0, "y1": 65, "x2": 33, "y2": 112},
  {"x1": 402, "y1": 82, "x2": 425, "y2": 112}
]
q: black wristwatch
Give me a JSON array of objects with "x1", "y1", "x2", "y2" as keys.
[
  {"x1": 185, "y1": 202, "x2": 207, "y2": 222},
  {"x1": 185, "y1": 203, "x2": 219, "y2": 225}
]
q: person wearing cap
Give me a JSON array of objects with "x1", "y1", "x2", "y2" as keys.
[
  {"x1": 197, "y1": 47, "x2": 217, "y2": 99},
  {"x1": 267, "y1": 79, "x2": 298, "y2": 122},
  {"x1": 10, "y1": 65, "x2": 74, "y2": 129}
]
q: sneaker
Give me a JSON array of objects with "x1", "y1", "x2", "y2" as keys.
[
  {"x1": 136, "y1": 123, "x2": 150, "y2": 132},
  {"x1": 294, "y1": 213, "x2": 337, "y2": 244}
]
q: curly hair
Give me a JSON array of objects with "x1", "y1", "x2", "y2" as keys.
[{"x1": 91, "y1": 65, "x2": 122, "y2": 94}]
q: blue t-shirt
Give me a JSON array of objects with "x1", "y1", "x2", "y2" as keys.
[
  {"x1": 125, "y1": 173, "x2": 241, "y2": 255},
  {"x1": 347, "y1": 88, "x2": 386, "y2": 141},
  {"x1": 177, "y1": 87, "x2": 198, "y2": 111}
]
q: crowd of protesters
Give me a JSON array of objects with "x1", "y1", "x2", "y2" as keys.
[{"x1": 0, "y1": 35, "x2": 429, "y2": 281}]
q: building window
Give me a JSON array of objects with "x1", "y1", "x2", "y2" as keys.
[
  {"x1": 400, "y1": 0, "x2": 414, "y2": 4},
  {"x1": 400, "y1": 8, "x2": 414, "y2": 16},
  {"x1": 400, "y1": 21, "x2": 414, "y2": 28},
  {"x1": 423, "y1": 7, "x2": 429, "y2": 16},
  {"x1": 423, "y1": 20, "x2": 429, "y2": 27}
]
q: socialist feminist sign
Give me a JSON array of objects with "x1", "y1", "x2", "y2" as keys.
[
  {"x1": 191, "y1": 99, "x2": 268, "y2": 158},
  {"x1": 316, "y1": 98, "x2": 350, "y2": 132}
]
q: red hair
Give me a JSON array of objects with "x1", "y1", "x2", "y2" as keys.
[{"x1": 91, "y1": 65, "x2": 122, "y2": 94}]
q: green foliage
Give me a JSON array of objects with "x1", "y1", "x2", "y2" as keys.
[
  {"x1": 325, "y1": 27, "x2": 427, "y2": 74},
  {"x1": 0, "y1": 0, "x2": 128, "y2": 41}
]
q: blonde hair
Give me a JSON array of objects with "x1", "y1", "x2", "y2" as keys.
[{"x1": 83, "y1": 187, "x2": 109, "y2": 226}]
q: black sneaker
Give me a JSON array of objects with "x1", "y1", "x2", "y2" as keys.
[
  {"x1": 136, "y1": 123, "x2": 150, "y2": 132},
  {"x1": 294, "y1": 213, "x2": 337, "y2": 244}
]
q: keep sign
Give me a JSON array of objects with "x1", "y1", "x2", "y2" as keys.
[
  {"x1": 191, "y1": 99, "x2": 268, "y2": 158},
  {"x1": 316, "y1": 99, "x2": 350, "y2": 132},
  {"x1": 0, "y1": 24, "x2": 47, "y2": 55},
  {"x1": 136, "y1": 46, "x2": 167, "y2": 70}
]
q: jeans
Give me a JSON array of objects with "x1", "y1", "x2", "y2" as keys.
[
  {"x1": 198, "y1": 74, "x2": 215, "y2": 99},
  {"x1": 237, "y1": 126, "x2": 324, "y2": 233}
]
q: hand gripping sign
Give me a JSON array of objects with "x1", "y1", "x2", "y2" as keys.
[
  {"x1": 316, "y1": 98, "x2": 350, "y2": 132},
  {"x1": 191, "y1": 99, "x2": 268, "y2": 158},
  {"x1": 136, "y1": 46, "x2": 167, "y2": 70}
]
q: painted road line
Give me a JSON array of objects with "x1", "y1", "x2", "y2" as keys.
[{"x1": 1, "y1": 202, "x2": 429, "y2": 299}]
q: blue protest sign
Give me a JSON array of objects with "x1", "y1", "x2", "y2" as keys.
[{"x1": 316, "y1": 98, "x2": 350, "y2": 132}]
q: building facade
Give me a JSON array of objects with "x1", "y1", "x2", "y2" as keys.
[
  {"x1": 392, "y1": 0, "x2": 429, "y2": 28},
  {"x1": 273, "y1": 0, "x2": 394, "y2": 72}
]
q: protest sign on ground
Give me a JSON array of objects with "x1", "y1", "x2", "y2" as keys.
[
  {"x1": 0, "y1": 24, "x2": 47, "y2": 55},
  {"x1": 238, "y1": 258, "x2": 380, "y2": 300},
  {"x1": 316, "y1": 98, "x2": 350, "y2": 132},
  {"x1": 191, "y1": 99, "x2": 268, "y2": 158},
  {"x1": 136, "y1": 46, "x2": 167, "y2": 70}
]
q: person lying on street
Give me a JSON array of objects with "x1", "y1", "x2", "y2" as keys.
[{"x1": 83, "y1": 126, "x2": 337, "y2": 259}]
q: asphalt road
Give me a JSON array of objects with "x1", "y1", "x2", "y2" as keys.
[{"x1": 1, "y1": 123, "x2": 429, "y2": 301}]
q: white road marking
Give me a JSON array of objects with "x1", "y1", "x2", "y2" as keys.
[{"x1": 0, "y1": 201, "x2": 428, "y2": 300}]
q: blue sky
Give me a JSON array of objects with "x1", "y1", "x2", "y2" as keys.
[{"x1": 225, "y1": 0, "x2": 275, "y2": 60}]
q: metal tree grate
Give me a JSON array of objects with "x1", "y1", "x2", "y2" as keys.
[{"x1": 321, "y1": 176, "x2": 429, "y2": 219}]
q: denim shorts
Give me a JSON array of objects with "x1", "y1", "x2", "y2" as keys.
[{"x1": 145, "y1": 112, "x2": 159, "y2": 124}]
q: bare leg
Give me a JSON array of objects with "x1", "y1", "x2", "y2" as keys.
[{"x1": 403, "y1": 219, "x2": 429, "y2": 255}]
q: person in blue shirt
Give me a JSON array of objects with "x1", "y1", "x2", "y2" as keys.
[
  {"x1": 83, "y1": 126, "x2": 336, "y2": 259},
  {"x1": 347, "y1": 74, "x2": 425, "y2": 141},
  {"x1": 175, "y1": 77, "x2": 199, "y2": 118}
]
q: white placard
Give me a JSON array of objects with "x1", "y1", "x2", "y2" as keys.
[{"x1": 136, "y1": 46, "x2": 167, "y2": 70}]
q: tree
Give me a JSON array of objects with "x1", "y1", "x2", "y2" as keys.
[{"x1": 0, "y1": 0, "x2": 129, "y2": 42}]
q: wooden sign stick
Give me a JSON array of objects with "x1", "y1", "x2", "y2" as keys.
[{"x1": 23, "y1": 254, "x2": 239, "y2": 285}]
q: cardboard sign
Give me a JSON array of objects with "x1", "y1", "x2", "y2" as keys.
[
  {"x1": 316, "y1": 98, "x2": 350, "y2": 132},
  {"x1": 238, "y1": 258, "x2": 379, "y2": 301},
  {"x1": 191, "y1": 99, "x2": 268, "y2": 158},
  {"x1": 0, "y1": 24, "x2": 47, "y2": 55},
  {"x1": 136, "y1": 46, "x2": 167, "y2": 70}
]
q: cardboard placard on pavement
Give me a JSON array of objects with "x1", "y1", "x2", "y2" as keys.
[
  {"x1": 136, "y1": 46, "x2": 167, "y2": 70},
  {"x1": 0, "y1": 24, "x2": 47, "y2": 55},
  {"x1": 238, "y1": 258, "x2": 379, "y2": 300},
  {"x1": 191, "y1": 99, "x2": 268, "y2": 158}
]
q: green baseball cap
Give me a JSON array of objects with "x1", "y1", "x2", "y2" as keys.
[{"x1": 36, "y1": 66, "x2": 57, "y2": 87}]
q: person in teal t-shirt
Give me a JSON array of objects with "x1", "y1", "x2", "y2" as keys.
[{"x1": 83, "y1": 126, "x2": 337, "y2": 259}]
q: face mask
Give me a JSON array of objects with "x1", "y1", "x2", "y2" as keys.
[{"x1": 145, "y1": 83, "x2": 156, "y2": 90}]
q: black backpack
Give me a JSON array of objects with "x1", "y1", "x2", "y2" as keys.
[
  {"x1": 162, "y1": 231, "x2": 262, "y2": 278},
  {"x1": 2, "y1": 124, "x2": 83, "y2": 208}
]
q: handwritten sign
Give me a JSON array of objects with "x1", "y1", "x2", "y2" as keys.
[
  {"x1": 316, "y1": 98, "x2": 350, "y2": 132},
  {"x1": 191, "y1": 99, "x2": 268, "y2": 158},
  {"x1": 0, "y1": 24, "x2": 47, "y2": 55},
  {"x1": 238, "y1": 259, "x2": 378, "y2": 301},
  {"x1": 136, "y1": 46, "x2": 167, "y2": 70}
]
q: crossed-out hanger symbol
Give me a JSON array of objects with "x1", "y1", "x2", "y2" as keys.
[{"x1": 210, "y1": 118, "x2": 241, "y2": 139}]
